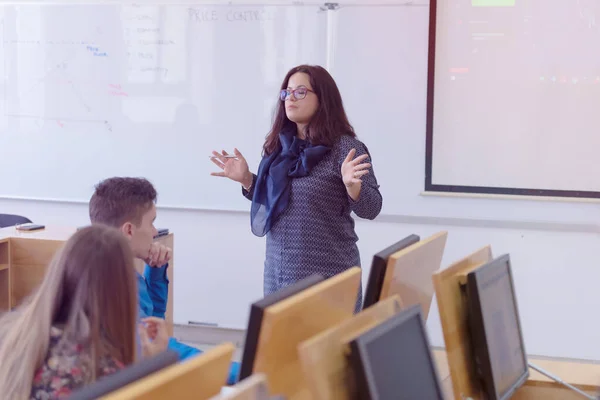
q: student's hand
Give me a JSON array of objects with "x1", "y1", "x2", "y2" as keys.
[
  {"x1": 210, "y1": 148, "x2": 253, "y2": 188},
  {"x1": 145, "y1": 243, "x2": 171, "y2": 267},
  {"x1": 139, "y1": 317, "x2": 169, "y2": 358},
  {"x1": 341, "y1": 148, "x2": 370, "y2": 188}
]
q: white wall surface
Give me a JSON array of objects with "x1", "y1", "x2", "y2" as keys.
[{"x1": 1, "y1": 197, "x2": 598, "y2": 361}]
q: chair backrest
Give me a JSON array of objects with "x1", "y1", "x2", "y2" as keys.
[{"x1": 0, "y1": 214, "x2": 32, "y2": 228}]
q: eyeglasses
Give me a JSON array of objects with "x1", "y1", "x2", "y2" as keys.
[{"x1": 279, "y1": 87, "x2": 314, "y2": 101}]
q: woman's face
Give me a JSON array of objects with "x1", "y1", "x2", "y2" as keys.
[{"x1": 284, "y1": 72, "x2": 319, "y2": 126}]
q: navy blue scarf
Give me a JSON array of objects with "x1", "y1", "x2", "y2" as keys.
[{"x1": 250, "y1": 129, "x2": 331, "y2": 237}]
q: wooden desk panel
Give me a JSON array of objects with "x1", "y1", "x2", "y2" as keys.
[
  {"x1": 513, "y1": 382, "x2": 598, "y2": 400},
  {"x1": 0, "y1": 239, "x2": 9, "y2": 311},
  {"x1": 432, "y1": 245, "x2": 493, "y2": 400},
  {"x1": 104, "y1": 343, "x2": 235, "y2": 400},
  {"x1": 298, "y1": 296, "x2": 402, "y2": 400},
  {"x1": 10, "y1": 238, "x2": 65, "y2": 307},
  {"x1": 0, "y1": 225, "x2": 76, "y2": 241},
  {"x1": 525, "y1": 356, "x2": 600, "y2": 389},
  {"x1": 0, "y1": 226, "x2": 175, "y2": 335}
]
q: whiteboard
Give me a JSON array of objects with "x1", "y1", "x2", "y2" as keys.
[
  {"x1": 0, "y1": 3, "x2": 327, "y2": 210},
  {"x1": 2, "y1": 1, "x2": 599, "y2": 226}
]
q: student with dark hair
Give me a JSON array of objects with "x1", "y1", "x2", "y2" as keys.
[
  {"x1": 211, "y1": 64, "x2": 383, "y2": 312},
  {"x1": 89, "y1": 177, "x2": 240, "y2": 384}
]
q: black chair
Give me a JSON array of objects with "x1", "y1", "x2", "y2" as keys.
[{"x1": 0, "y1": 214, "x2": 32, "y2": 228}]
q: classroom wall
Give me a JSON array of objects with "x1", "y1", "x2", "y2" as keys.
[
  {"x1": 2, "y1": 0, "x2": 598, "y2": 363},
  {"x1": 1, "y1": 197, "x2": 598, "y2": 361}
]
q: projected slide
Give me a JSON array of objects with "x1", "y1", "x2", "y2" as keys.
[{"x1": 429, "y1": 0, "x2": 600, "y2": 195}]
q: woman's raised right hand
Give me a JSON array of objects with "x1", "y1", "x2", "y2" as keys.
[{"x1": 210, "y1": 148, "x2": 253, "y2": 187}]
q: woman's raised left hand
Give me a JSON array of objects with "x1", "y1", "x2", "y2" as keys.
[{"x1": 341, "y1": 148, "x2": 370, "y2": 188}]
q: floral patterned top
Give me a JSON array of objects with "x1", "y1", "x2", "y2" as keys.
[{"x1": 30, "y1": 326, "x2": 124, "y2": 399}]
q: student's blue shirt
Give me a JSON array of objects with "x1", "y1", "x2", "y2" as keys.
[
  {"x1": 137, "y1": 264, "x2": 169, "y2": 319},
  {"x1": 136, "y1": 264, "x2": 239, "y2": 385}
]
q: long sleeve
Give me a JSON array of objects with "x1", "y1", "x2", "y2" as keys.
[
  {"x1": 339, "y1": 137, "x2": 383, "y2": 220},
  {"x1": 143, "y1": 263, "x2": 169, "y2": 319},
  {"x1": 241, "y1": 173, "x2": 257, "y2": 200}
]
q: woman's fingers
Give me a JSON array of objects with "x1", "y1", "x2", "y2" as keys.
[
  {"x1": 210, "y1": 152, "x2": 229, "y2": 177},
  {"x1": 211, "y1": 150, "x2": 228, "y2": 164},
  {"x1": 210, "y1": 157, "x2": 225, "y2": 169},
  {"x1": 353, "y1": 170, "x2": 369, "y2": 178},
  {"x1": 343, "y1": 150, "x2": 369, "y2": 167},
  {"x1": 343, "y1": 148, "x2": 356, "y2": 164},
  {"x1": 353, "y1": 162, "x2": 371, "y2": 171},
  {"x1": 350, "y1": 154, "x2": 369, "y2": 165}
]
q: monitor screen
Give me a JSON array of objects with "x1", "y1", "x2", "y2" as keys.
[
  {"x1": 239, "y1": 274, "x2": 325, "y2": 380},
  {"x1": 363, "y1": 234, "x2": 420, "y2": 308},
  {"x1": 466, "y1": 254, "x2": 529, "y2": 400},
  {"x1": 69, "y1": 350, "x2": 179, "y2": 400},
  {"x1": 349, "y1": 304, "x2": 444, "y2": 400}
]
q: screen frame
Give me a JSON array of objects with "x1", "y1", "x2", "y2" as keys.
[
  {"x1": 238, "y1": 274, "x2": 325, "y2": 380},
  {"x1": 349, "y1": 304, "x2": 445, "y2": 400},
  {"x1": 424, "y1": 0, "x2": 600, "y2": 199},
  {"x1": 466, "y1": 253, "x2": 529, "y2": 400},
  {"x1": 363, "y1": 234, "x2": 420, "y2": 309}
]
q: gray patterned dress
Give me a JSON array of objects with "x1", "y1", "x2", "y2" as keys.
[{"x1": 243, "y1": 134, "x2": 382, "y2": 312}]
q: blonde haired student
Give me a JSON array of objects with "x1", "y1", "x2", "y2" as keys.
[{"x1": 0, "y1": 224, "x2": 168, "y2": 399}]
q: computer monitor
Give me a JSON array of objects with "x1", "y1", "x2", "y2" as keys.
[
  {"x1": 363, "y1": 234, "x2": 420, "y2": 308},
  {"x1": 69, "y1": 350, "x2": 179, "y2": 400},
  {"x1": 239, "y1": 274, "x2": 325, "y2": 380},
  {"x1": 465, "y1": 254, "x2": 529, "y2": 400},
  {"x1": 348, "y1": 304, "x2": 444, "y2": 400}
]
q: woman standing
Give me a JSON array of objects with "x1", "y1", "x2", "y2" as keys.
[
  {"x1": 0, "y1": 224, "x2": 168, "y2": 399},
  {"x1": 211, "y1": 65, "x2": 382, "y2": 311}
]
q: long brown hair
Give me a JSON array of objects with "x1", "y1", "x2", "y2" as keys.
[
  {"x1": 0, "y1": 224, "x2": 138, "y2": 399},
  {"x1": 263, "y1": 65, "x2": 356, "y2": 155}
]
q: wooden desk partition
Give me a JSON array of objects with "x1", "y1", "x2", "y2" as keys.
[
  {"x1": 209, "y1": 374, "x2": 271, "y2": 400},
  {"x1": 433, "y1": 246, "x2": 600, "y2": 399},
  {"x1": 0, "y1": 238, "x2": 9, "y2": 310},
  {"x1": 298, "y1": 295, "x2": 402, "y2": 400},
  {"x1": 0, "y1": 226, "x2": 175, "y2": 335},
  {"x1": 103, "y1": 343, "x2": 235, "y2": 400},
  {"x1": 380, "y1": 231, "x2": 448, "y2": 319},
  {"x1": 253, "y1": 267, "x2": 361, "y2": 400},
  {"x1": 432, "y1": 245, "x2": 493, "y2": 400},
  {"x1": 9, "y1": 236, "x2": 66, "y2": 307}
]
